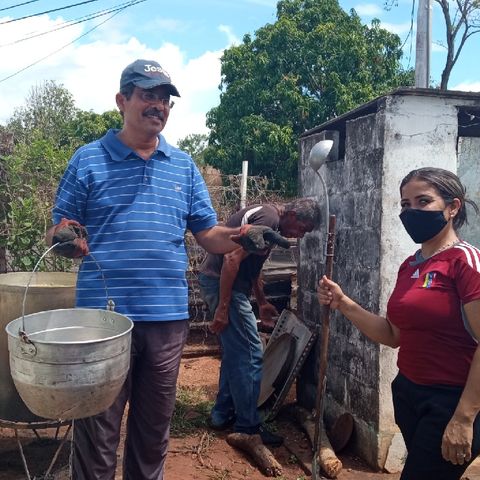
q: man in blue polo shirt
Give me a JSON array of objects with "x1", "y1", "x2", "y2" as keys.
[{"x1": 46, "y1": 59, "x2": 283, "y2": 480}]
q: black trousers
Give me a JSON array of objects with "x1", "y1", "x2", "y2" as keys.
[
  {"x1": 392, "y1": 373, "x2": 480, "y2": 480},
  {"x1": 72, "y1": 320, "x2": 189, "y2": 480}
]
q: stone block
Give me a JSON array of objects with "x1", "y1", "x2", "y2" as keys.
[{"x1": 383, "y1": 432, "x2": 407, "y2": 473}]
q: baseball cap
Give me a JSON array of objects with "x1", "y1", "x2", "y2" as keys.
[{"x1": 120, "y1": 59, "x2": 180, "y2": 97}]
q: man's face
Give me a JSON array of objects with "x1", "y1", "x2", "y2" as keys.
[
  {"x1": 116, "y1": 86, "x2": 172, "y2": 136},
  {"x1": 279, "y1": 212, "x2": 314, "y2": 238}
]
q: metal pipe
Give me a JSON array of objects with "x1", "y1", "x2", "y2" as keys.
[{"x1": 314, "y1": 170, "x2": 330, "y2": 241}]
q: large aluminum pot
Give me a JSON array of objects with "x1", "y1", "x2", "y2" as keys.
[
  {"x1": 0, "y1": 272, "x2": 76, "y2": 422},
  {"x1": 6, "y1": 308, "x2": 133, "y2": 420}
]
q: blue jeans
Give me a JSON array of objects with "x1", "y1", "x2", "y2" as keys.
[{"x1": 199, "y1": 273, "x2": 263, "y2": 434}]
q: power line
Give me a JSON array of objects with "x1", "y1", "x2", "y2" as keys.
[
  {"x1": 0, "y1": 0, "x2": 147, "y2": 84},
  {"x1": 399, "y1": 0, "x2": 416, "y2": 69},
  {"x1": 0, "y1": 0, "x2": 101, "y2": 25},
  {"x1": 0, "y1": 1, "x2": 40, "y2": 13},
  {"x1": 0, "y1": 1, "x2": 141, "y2": 47}
]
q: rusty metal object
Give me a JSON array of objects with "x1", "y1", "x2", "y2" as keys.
[
  {"x1": 258, "y1": 309, "x2": 315, "y2": 420},
  {"x1": 258, "y1": 332, "x2": 296, "y2": 407}
]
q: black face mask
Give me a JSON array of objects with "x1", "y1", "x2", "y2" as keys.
[{"x1": 399, "y1": 209, "x2": 448, "y2": 243}]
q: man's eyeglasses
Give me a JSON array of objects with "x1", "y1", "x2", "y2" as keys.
[{"x1": 138, "y1": 90, "x2": 175, "y2": 108}]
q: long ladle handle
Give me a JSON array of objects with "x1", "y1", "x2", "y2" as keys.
[{"x1": 312, "y1": 214, "x2": 336, "y2": 478}]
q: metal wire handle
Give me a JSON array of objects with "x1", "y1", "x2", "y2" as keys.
[{"x1": 20, "y1": 243, "x2": 114, "y2": 336}]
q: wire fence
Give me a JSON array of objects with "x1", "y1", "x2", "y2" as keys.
[
  {"x1": 187, "y1": 170, "x2": 289, "y2": 326},
  {"x1": 1, "y1": 169, "x2": 297, "y2": 333}
]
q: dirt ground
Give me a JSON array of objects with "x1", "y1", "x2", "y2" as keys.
[{"x1": 1, "y1": 355, "x2": 480, "y2": 480}]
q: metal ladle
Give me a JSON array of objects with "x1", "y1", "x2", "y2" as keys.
[{"x1": 308, "y1": 139, "x2": 336, "y2": 480}]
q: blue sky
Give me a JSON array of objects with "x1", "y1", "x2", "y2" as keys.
[{"x1": 0, "y1": 0, "x2": 478, "y2": 145}]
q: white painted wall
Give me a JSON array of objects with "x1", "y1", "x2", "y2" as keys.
[{"x1": 379, "y1": 94, "x2": 469, "y2": 468}]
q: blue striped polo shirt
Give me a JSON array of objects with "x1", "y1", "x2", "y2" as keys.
[{"x1": 52, "y1": 129, "x2": 217, "y2": 321}]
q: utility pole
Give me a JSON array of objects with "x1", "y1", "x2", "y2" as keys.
[{"x1": 415, "y1": 0, "x2": 432, "y2": 87}]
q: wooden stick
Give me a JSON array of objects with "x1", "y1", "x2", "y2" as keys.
[
  {"x1": 226, "y1": 433, "x2": 283, "y2": 477},
  {"x1": 313, "y1": 215, "x2": 337, "y2": 478},
  {"x1": 195, "y1": 431, "x2": 209, "y2": 466}
]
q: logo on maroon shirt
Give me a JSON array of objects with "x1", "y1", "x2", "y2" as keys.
[{"x1": 422, "y1": 272, "x2": 436, "y2": 288}]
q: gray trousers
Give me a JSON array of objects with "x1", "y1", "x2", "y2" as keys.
[{"x1": 72, "y1": 320, "x2": 189, "y2": 480}]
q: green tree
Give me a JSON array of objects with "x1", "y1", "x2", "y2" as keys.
[
  {"x1": 204, "y1": 0, "x2": 414, "y2": 193},
  {"x1": 69, "y1": 110, "x2": 123, "y2": 149},
  {"x1": 0, "y1": 138, "x2": 73, "y2": 270},
  {"x1": 8, "y1": 80, "x2": 79, "y2": 147},
  {"x1": 177, "y1": 133, "x2": 209, "y2": 165},
  {"x1": 1, "y1": 82, "x2": 122, "y2": 271}
]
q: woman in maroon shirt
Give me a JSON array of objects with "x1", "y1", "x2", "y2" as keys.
[{"x1": 318, "y1": 167, "x2": 480, "y2": 480}]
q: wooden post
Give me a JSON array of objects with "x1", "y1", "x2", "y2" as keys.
[
  {"x1": 240, "y1": 161, "x2": 248, "y2": 209},
  {"x1": 0, "y1": 246, "x2": 6, "y2": 273}
]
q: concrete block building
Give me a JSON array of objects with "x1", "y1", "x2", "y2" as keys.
[{"x1": 296, "y1": 87, "x2": 480, "y2": 470}]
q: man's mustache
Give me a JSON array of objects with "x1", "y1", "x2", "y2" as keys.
[{"x1": 144, "y1": 108, "x2": 165, "y2": 120}]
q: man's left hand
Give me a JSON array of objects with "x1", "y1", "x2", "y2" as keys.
[
  {"x1": 259, "y1": 302, "x2": 279, "y2": 321},
  {"x1": 258, "y1": 302, "x2": 279, "y2": 332}
]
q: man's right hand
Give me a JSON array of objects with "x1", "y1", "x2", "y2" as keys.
[
  {"x1": 51, "y1": 218, "x2": 89, "y2": 258},
  {"x1": 209, "y1": 308, "x2": 229, "y2": 334}
]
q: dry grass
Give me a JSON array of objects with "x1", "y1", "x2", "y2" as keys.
[{"x1": 171, "y1": 385, "x2": 214, "y2": 437}]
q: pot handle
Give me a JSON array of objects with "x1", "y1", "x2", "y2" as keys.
[{"x1": 20, "y1": 243, "x2": 114, "y2": 339}]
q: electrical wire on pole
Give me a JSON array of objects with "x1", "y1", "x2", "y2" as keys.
[
  {"x1": 0, "y1": 1, "x2": 40, "y2": 13},
  {"x1": 0, "y1": 0, "x2": 101, "y2": 25},
  {"x1": 0, "y1": 0, "x2": 142, "y2": 48},
  {"x1": 0, "y1": 0, "x2": 147, "y2": 84}
]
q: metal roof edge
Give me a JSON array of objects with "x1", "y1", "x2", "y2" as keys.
[{"x1": 300, "y1": 87, "x2": 480, "y2": 138}]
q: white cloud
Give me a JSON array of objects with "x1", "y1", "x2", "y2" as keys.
[
  {"x1": 218, "y1": 24, "x2": 240, "y2": 47},
  {"x1": 0, "y1": 14, "x2": 225, "y2": 146},
  {"x1": 354, "y1": 3, "x2": 383, "y2": 16},
  {"x1": 380, "y1": 21, "x2": 413, "y2": 35},
  {"x1": 167, "y1": 48, "x2": 223, "y2": 142},
  {"x1": 451, "y1": 81, "x2": 480, "y2": 92},
  {"x1": 0, "y1": 14, "x2": 85, "y2": 117}
]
